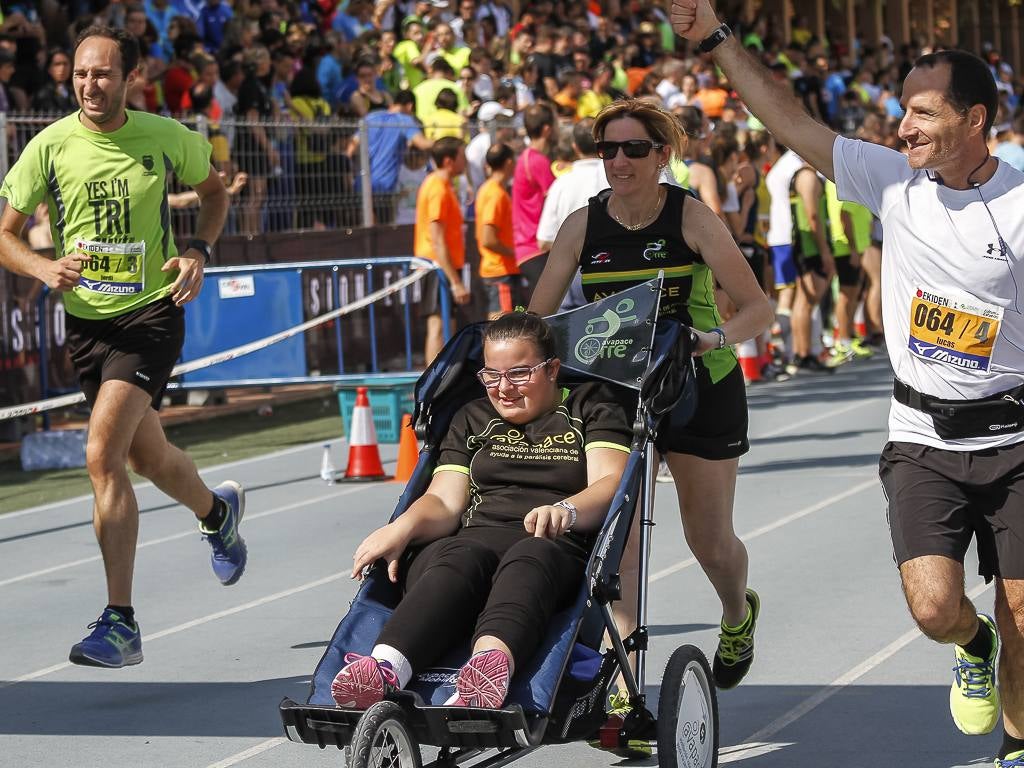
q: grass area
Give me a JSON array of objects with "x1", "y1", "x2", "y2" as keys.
[{"x1": 0, "y1": 395, "x2": 344, "y2": 515}]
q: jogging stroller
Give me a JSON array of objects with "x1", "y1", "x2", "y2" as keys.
[{"x1": 279, "y1": 280, "x2": 720, "y2": 768}]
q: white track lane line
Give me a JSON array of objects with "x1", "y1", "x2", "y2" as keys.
[
  {"x1": 0, "y1": 437, "x2": 372, "y2": 522},
  {"x1": 206, "y1": 738, "x2": 289, "y2": 768},
  {"x1": 722, "y1": 579, "x2": 994, "y2": 762},
  {"x1": 0, "y1": 485, "x2": 371, "y2": 589},
  {"x1": 172, "y1": 398, "x2": 888, "y2": 767},
  {"x1": 0, "y1": 570, "x2": 349, "y2": 691},
  {"x1": 650, "y1": 477, "x2": 879, "y2": 583},
  {"x1": 752, "y1": 397, "x2": 877, "y2": 441},
  {"x1": 215, "y1": 533, "x2": 969, "y2": 768}
]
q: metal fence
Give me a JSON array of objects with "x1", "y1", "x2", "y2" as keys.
[{"x1": 0, "y1": 112, "x2": 489, "y2": 237}]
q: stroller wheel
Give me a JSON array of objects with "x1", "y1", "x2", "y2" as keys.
[
  {"x1": 347, "y1": 701, "x2": 421, "y2": 768},
  {"x1": 656, "y1": 644, "x2": 718, "y2": 768}
]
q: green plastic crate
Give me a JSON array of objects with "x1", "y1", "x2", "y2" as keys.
[{"x1": 337, "y1": 379, "x2": 417, "y2": 443}]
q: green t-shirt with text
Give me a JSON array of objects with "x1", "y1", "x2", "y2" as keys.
[{"x1": 0, "y1": 110, "x2": 212, "y2": 319}]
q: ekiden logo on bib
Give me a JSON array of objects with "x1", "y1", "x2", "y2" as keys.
[
  {"x1": 75, "y1": 239, "x2": 146, "y2": 296},
  {"x1": 907, "y1": 287, "x2": 1003, "y2": 372}
]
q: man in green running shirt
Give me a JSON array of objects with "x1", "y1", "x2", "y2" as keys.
[{"x1": 0, "y1": 26, "x2": 248, "y2": 669}]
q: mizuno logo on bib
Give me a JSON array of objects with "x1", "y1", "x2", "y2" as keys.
[
  {"x1": 908, "y1": 288, "x2": 1003, "y2": 372},
  {"x1": 75, "y1": 238, "x2": 146, "y2": 296}
]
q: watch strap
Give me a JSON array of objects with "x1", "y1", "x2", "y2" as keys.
[
  {"x1": 185, "y1": 238, "x2": 212, "y2": 264},
  {"x1": 697, "y1": 23, "x2": 732, "y2": 54}
]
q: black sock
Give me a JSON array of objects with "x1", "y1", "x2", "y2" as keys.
[
  {"x1": 963, "y1": 619, "x2": 994, "y2": 660},
  {"x1": 202, "y1": 495, "x2": 226, "y2": 532},
  {"x1": 999, "y1": 731, "x2": 1024, "y2": 759},
  {"x1": 107, "y1": 604, "x2": 135, "y2": 628}
]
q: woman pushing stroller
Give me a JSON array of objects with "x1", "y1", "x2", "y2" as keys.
[{"x1": 332, "y1": 312, "x2": 632, "y2": 711}]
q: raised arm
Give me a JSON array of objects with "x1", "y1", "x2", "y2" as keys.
[{"x1": 670, "y1": 0, "x2": 838, "y2": 181}]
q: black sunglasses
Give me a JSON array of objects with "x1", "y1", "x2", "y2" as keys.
[{"x1": 596, "y1": 139, "x2": 665, "y2": 159}]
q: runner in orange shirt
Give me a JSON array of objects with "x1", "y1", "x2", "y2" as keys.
[
  {"x1": 474, "y1": 143, "x2": 522, "y2": 319},
  {"x1": 414, "y1": 136, "x2": 471, "y2": 363}
]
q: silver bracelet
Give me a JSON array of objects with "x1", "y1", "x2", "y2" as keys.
[{"x1": 554, "y1": 500, "x2": 578, "y2": 531}]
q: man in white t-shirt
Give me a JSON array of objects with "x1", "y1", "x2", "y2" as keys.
[
  {"x1": 536, "y1": 118, "x2": 608, "y2": 311},
  {"x1": 672, "y1": 2, "x2": 1024, "y2": 764},
  {"x1": 764, "y1": 146, "x2": 804, "y2": 363}
]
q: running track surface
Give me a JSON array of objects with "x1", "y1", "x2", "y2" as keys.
[{"x1": 0, "y1": 356, "x2": 995, "y2": 768}]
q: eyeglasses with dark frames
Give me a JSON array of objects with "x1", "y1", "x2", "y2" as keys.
[
  {"x1": 476, "y1": 359, "x2": 551, "y2": 388},
  {"x1": 596, "y1": 139, "x2": 665, "y2": 159}
]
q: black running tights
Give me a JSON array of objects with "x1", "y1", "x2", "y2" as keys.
[{"x1": 376, "y1": 524, "x2": 585, "y2": 671}]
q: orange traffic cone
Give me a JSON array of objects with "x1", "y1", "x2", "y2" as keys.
[
  {"x1": 342, "y1": 387, "x2": 389, "y2": 481},
  {"x1": 392, "y1": 414, "x2": 419, "y2": 484},
  {"x1": 854, "y1": 303, "x2": 868, "y2": 339},
  {"x1": 736, "y1": 338, "x2": 761, "y2": 384}
]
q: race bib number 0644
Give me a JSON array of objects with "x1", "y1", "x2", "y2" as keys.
[{"x1": 907, "y1": 289, "x2": 1003, "y2": 372}]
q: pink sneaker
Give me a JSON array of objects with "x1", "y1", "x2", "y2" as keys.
[
  {"x1": 451, "y1": 649, "x2": 511, "y2": 709},
  {"x1": 331, "y1": 653, "x2": 399, "y2": 709}
]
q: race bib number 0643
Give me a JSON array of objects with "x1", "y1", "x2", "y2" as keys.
[{"x1": 907, "y1": 289, "x2": 1003, "y2": 372}]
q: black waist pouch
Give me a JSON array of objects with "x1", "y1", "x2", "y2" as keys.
[{"x1": 893, "y1": 379, "x2": 1024, "y2": 440}]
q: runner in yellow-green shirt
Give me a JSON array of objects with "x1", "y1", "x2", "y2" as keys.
[
  {"x1": 825, "y1": 179, "x2": 874, "y2": 361},
  {"x1": 0, "y1": 26, "x2": 247, "y2": 670}
]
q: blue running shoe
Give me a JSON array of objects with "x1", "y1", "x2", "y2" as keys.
[
  {"x1": 69, "y1": 608, "x2": 143, "y2": 668},
  {"x1": 203, "y1": 481, "x2": 247, "y2": 586}
]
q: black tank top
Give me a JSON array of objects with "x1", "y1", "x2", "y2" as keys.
[
  {"x1": 579, "y1": 183, "x2": 716, "y2": 328},
  {"x1": 579, "y1": 183, "x2": 736, "y2": 381}
]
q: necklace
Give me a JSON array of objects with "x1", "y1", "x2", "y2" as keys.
[{"x1": 609, "y1": 187, "x2": 665, "y2": 231}]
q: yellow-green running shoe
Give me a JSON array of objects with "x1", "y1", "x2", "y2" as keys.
[
  {"x1": 951, "y1": 613, "x2": 1000, "y2": 735},
  {"x1": 996, "y1": 749, "x2": 1024, "y2": 767},
  {"x1": 608, "y1": 690, "x2": 631, "y2": 716},
  {"x1": 586, "y1": 691, "x2": 652, "y2": 759},
  {"x1": 714, "y1": 588, "x2": 760, "y2": 690},
  {"x1": 849, "y1": 338, "x2": 875, "y2": 358}
]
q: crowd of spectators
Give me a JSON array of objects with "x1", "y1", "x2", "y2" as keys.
[{"x1": 1, "y1": 1, "x2": 1023, "y2": 240}]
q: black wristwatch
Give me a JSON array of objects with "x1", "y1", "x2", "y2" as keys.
[
  {"x1": 185, "y1": 238, "x2": 212, "y2": 264},
  {"x1": 697, "y1": 23, "x2": 732, "y2": 54}
]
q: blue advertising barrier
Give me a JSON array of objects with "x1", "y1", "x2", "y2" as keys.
[
  {"x1": 172, "y1": 256, "x2": 449, "y2": 389},
  {"x1": 182, "y1": 269, "x2": 306, "y2": 385},
  {"x1": 0, "y1": 257, "x2": 451, "y2": 423}
]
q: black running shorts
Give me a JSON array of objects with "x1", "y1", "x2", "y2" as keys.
[
  {"x1": 482, "y1": 275, "x2": 524, "y2": 315},
  {"x1": 796, "y1": 252, "x2": 828, "y2": 279},
  {"x1": 655, "y1": 359, "x2": 749, "y2": 460},
  {"x1": 880, "y1": 440, "x2": 1024, "y2": 582},
  {"x1": 417, "y1": 269, "x2": 473, "y2": 327},
  {"x1": 66, "y1": 296, "x2": 185, "y2": 411},
  {"x1": 833, "y1": 256, "x2": 862, "y2": 288}
]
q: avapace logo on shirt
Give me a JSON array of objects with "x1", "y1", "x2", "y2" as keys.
[
  {"x1": 642, "y1": 239, "x2": 668, "y2": 261},
  {"x1": 489, "y1": 428, "x2": 525, "y2": 445},
  {"x1": 591, "y1": 251, "x2": 611, "y2": 265},
  {"x1": 539, "y1": 431, "x2": 577, "y2": 448}
]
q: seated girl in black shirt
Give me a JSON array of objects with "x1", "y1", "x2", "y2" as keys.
[{"x1": 332, "y1": 312, "x2": 631, "y2": 710}]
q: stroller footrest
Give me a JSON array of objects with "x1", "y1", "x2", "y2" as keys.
[{"x1": 279, "y1": 697, "x2": 358, "y2": 750}]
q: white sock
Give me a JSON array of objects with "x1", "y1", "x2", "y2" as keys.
[{"x1": 372, "y1": 643, "x2": 414, "y2": 689}]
